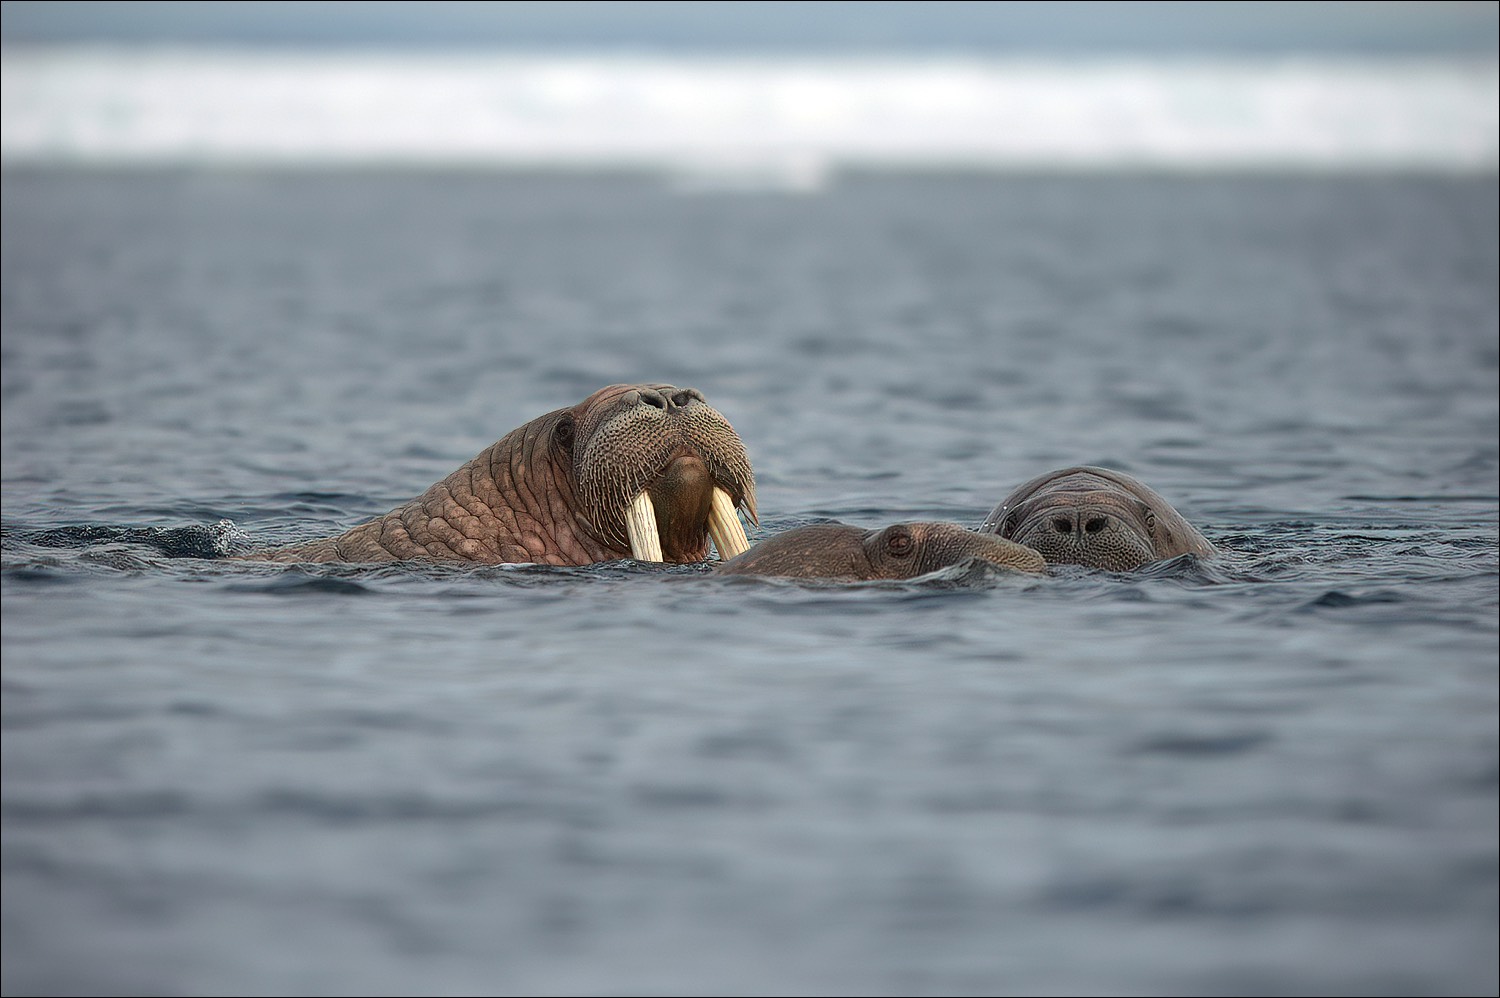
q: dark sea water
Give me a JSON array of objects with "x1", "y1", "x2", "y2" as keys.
[{"x1": 2, "y1": 170, "x2": 1497, "y2": 996}]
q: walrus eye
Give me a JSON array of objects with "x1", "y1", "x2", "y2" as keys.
[
  {"x1": 886, "y1": 530, "x2": 914, "y2": 557},
  {"x1": 554, "y1": 416, "x2": 575, "y2": 452}
]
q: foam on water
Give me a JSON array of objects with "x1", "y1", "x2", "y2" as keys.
[{"x1": 2, "y1": 48, "x2": 1496, "y2": 172}]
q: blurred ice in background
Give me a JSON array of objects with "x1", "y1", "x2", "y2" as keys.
[{"x1": 3, "y1": 1, "x2": 1496, "y2": 182}]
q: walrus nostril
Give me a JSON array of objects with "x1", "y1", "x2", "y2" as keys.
[
  {"x1": 1052, "y1": 516, "x2": 1073, "y2": 534},
  {"x1": 1085, "y1": 516, "x2": 1108, "y2": 534},
  {"x1": 638, "y1": 389, "x2": 668, "y2": 410},
  {"x1": 670, "y1": 389, "x2": 701, "y2": 409}
]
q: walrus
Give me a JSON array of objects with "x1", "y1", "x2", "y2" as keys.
[
  {"x1": 247, "y1": 384, "x2": 757, "y2": 565},
  {"x1": 716, "y1": 521, "x2": 1046, "y2": 580},
  {"x1": 979, "y1": 466, "x2": 1213, "y2": 571}
]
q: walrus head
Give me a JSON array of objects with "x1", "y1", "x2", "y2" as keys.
[
  {"x1": 560, "y1": 383, "x2": 757, "y2": 563},
  {"x1": 980, "y1": 466, "x2": 1213, "y2": 571},
  {"x1": 717, "y1": 521, "x2": 1046, "y2": 580}
]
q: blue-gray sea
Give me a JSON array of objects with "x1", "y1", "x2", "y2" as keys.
[{"x1": 2, "y1": 170, "x2": 1497, "y2": 996}]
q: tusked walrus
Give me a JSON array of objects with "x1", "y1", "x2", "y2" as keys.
[{"x1": 247, "y1": 383, "x2": 757, "y2": 565}]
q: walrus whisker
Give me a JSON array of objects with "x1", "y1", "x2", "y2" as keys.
[
  {"x1": 625, "y1": 490, "x2": 665, "y2": 562},
  {"x1": 707, "y1": 487, "x2": 751, "y2": 560}
]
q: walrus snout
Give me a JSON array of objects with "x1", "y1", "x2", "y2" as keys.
[
  {"x1": 1015, "y1": 505, "x2": 1158, "y2": 571},
  {"x1": 576, "y1": 384, "x2": 756, "y2": 563}
]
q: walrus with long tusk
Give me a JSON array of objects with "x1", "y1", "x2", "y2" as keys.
[
  {"x1": 979, "y1": 466, "x2": 1213, "y2": 571},
  {"x1": 717, "y1": 521, "x2": 1046, "y2": 580},
  {"x1": 247, "y1": 383, "x2": 757, "y2": 565}
]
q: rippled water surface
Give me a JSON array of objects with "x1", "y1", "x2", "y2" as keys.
[{"x1": 3, "y1": 171, "x2": 1497, "y2": 996}]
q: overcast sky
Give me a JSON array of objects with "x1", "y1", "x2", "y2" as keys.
[{"x1": 3, "y1": 1, "x2": 1497, "y2": 55}]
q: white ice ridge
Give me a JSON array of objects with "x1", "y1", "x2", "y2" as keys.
[{"x1": 3, "y1": 49, "x2": 1496, "y2": 173}]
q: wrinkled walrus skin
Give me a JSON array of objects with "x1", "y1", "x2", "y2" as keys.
[
  {"x1": 717, "y1": 521, "x2": 1046, "y2": 580},
  {"x1": 980, "y1": 466, "x2": 1213, "y2": 571},
  {"x1": 248, "y1": 384, "x2": 757, "y2": 565}
]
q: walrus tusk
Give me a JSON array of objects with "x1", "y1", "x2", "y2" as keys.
[
  {"x1": 707, "y1": 487, "x2": 751, "y2": 560},
  {"x1": 625, "y1": 490, "x2": 665, "y2": 562}
]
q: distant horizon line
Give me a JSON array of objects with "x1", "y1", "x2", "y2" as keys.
[
  {"x1": 3, "y1": 0, "x2": 1496, "y2": 57},
  {"x1": 4, "y1": 41, "x2": 1497, "y2": 62}
]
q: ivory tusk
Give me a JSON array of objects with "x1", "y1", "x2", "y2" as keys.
[
  {"x1": 707, "y1": 487, "x2": 751, "y2": 560},
  {"x1": 625, "y1": 490, "x2": 664, "y2": 562}
]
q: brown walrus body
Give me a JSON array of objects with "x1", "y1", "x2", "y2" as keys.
[
  {"x1": 980, "y1": 466, "x2": 1213, "y2": 571},
  {"x1": 717, "y1": 521, "x2": 1046, "y2": 580},
  {"x1": 249, "y1": 384, "x2": 757, "y2": 565}
]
